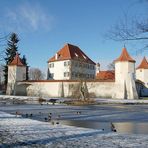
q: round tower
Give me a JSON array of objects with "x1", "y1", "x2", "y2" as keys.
[
  {"x1": 114, "y1": 47, "x2": 138, "y2": 99},
  {"x1": 6, "y1": 53, "x2": 26, "y2": 95},
  {"x1": 115, "y1": 47, "x2": 136, "y2": 83},
  {"x1": 136, "y1": 57, "x2": 148, "y2": 88}
]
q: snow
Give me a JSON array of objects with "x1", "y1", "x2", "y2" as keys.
[
  {"x1": 0, "y1": 111, "x2": 148, "y2": 147},
  {"x1": 95, "y1": 98, "x2": 148, "y2": 104},
  {"x1": 1, "y1": 94, "x2": 148, "y2": 105}
]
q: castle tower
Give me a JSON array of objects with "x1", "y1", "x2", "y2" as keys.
[
  {"x1": 114, "y1": 47, "x2": 138, "y2": 99},
  {"x1": 136, "y1": 57, "x2": 148, "y2": 88},
  {"x1": 6, "y1": 53, "x2": 26, "y2": 95}
]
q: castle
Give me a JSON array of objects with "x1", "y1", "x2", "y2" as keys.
[{"x1": 6, "y1": 43, "x2": 148, "y2": 99}]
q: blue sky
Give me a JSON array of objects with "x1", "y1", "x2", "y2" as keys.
[{"x1": 0, "y1": 0, "x2": 147, "y2": 71}]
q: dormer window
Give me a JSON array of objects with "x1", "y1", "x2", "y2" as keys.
[
  {"x1": 55, "y1": 53, "x2": 62, "y2": 60},
  {"x1": 75, "y1": 53, "x2": 78, "y2": 57},
  {"x1": 58, "y1": 54, "x2": 61, "y2": 58},
  {"x1": 82, "y1": 54, "x2": 86, "y2": 59}
]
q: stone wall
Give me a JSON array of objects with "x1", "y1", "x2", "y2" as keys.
[{"x1": 15, "y1": 80, "x2": 115, "y2": 98}]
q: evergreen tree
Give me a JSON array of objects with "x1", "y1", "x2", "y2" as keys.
[
  {"x1": 3, "y1": 33, "x2": 19, "y2": 85},
  {"x1": 21, "y1": 55, "x2": 29, "y2": 80}
]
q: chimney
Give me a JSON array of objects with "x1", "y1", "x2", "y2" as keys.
[
  {"x1": 96, "y1": 63, "x2": 100, "y2": 75},
  {"x1": 55, "y1": 53, "x2": 58, "y2": 60}
]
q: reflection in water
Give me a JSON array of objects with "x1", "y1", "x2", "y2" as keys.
[
  {"x1": 60, "y1": 120, "x2": 148, "y2": 134},
  {"x1": 114, "y1": 122, "x2": 148, "y2": 134}
]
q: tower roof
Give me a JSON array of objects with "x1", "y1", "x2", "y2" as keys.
[
  {"x1": 115, "y1": 47, "x2": 135, "y2": 63},
  {"x1": 9, "y1": 53, "x2": 24, "y2": 66},
  {"x1": 136, "y1": 57, "x2": 148, "y2": 69},
  {"x1": 48, "y1": 43, "x2": 95, "y2": 64}
]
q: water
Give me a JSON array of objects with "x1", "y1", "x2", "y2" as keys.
[
  {"x1": 60, "y1": 120, "x2": 148, "y2": 134},
  {"x1": 1, "y1": 103, "x2": 148, "y2": 134}
]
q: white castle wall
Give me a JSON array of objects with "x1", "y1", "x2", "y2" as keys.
[{"x1": 15, "y1": 81, "x2": 115, "y2": 98}]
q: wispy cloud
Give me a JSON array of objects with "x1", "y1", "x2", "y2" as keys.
[{"x1": 0, "y1": 2, "x2": 54, "y2": 33}]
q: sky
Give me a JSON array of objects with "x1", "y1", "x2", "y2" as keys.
[{"x1": 0, "y1": 0, "x2": 147, "y2": 72}]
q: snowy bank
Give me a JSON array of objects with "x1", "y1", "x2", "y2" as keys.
[{"x1": 95, "y1": 98, "x2": 148, "y2": 104}]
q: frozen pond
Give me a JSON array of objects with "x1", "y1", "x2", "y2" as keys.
[
  {"x1": 1, "y1": 103, "x2": 148, "y2": 134},
  {"x1": 60, "y1": 120, "x2": 148, "y2": 134}
]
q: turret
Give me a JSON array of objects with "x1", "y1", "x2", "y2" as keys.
[
  {"x1": 115, "y1": 47, "x2": 136, "y2": 82},
  {"x1": 136, "y1": 57, "x2": 148, "y2": 88},
  {"x1": 6, "y1": 53, "x2": 26, "y2": 95},
  {"x1": 114, "y1": 47, "x2": 138, "y2": 99}
]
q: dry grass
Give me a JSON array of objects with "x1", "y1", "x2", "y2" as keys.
[
  {"x1": 38, "y1": 98, "x2": 46, "y2": 103},
  {"x1": 65, "y1": 98, "x2": 96, "y2": 105}
]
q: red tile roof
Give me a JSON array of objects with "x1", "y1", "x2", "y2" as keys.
[
  {"x1": 137, "y1": 57, "x2": 148, "y2": 69},
  {"x1": 96, "y1": 71, "x2": 115, "y2": 80},
  {"x1": 115, "y1": 47, "x2": 135, "y2": 63},
  {"x1": 9, "y1": 53, "x2": 24, "y2": 66},
  {"x1": 48, "y1": 43, "x2": 95, "y2": 64}
]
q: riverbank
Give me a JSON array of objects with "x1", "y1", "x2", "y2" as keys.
[{"x1": 1, "y1": 95, "x2": 148, "y2": 105}]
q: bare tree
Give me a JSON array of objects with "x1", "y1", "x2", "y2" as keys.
[
  {"x1": 29, "y1": 68, "x2": 45, "y2": 80},
  {"x1": 107, "y1": 0, "x2": 148, "y2": 53},
  {"x1": 107, "y1": 61, "x2": 115, "y2": 71}
]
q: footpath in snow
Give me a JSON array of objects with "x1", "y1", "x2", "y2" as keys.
[{"x1": 0, "y1": 111, "x2": 148, "y2": 148}]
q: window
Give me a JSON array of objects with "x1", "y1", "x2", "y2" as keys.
[
  {"x1": 72, "y1": 72, "x2": 75, "y2": 77},
  {"x1": 75, "y1": 73, "x2": 78, "y2": 78},
  {"x1": 64, "y1": 72, "x2": 70, "y2": 77},
  {"x1": 89, "y1": 65, "x2": 93, "y2": 69},
  {"x1": 82, "y1": 63, "x2": 85, "y2": 68},
  {"x1": 49, "y1": 63, "x2": 54, "y2": 68},
  {"x1": 79, "y1": 63, "x2": 82, "y2": 67},
  {"x1": 67, "y1": 61, "x2": 70, "y2": 66},
  {"x1": 64, "y1": 61, "x2": 67, "y2": 66},
  {"x1": 75, "y1": 62, "x2": 78, "y2": 67},
  {"x1": 87, "y1": 64, "x2": 89, "y2": 69},
  {"x1": 85, "y1": 64, "x2": 87, "y2": 68},
  {"x1": 64, "y1": 61, "x2": 70, "y2": 66}
]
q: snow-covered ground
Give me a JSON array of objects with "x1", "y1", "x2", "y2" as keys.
[
  {"x1": 1, "y1": 94, "x2": 148, "y2": 104},
  {"x1": 95, "y1": 98, "x2": 148, "y2": 104},
  {"x1": 0, "y1": 111, "x2": 148, "y2": 148}
]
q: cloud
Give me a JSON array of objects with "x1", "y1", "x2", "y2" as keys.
[{"x1": 1, "y1": 2, "x2": 54, "y2": 33}]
